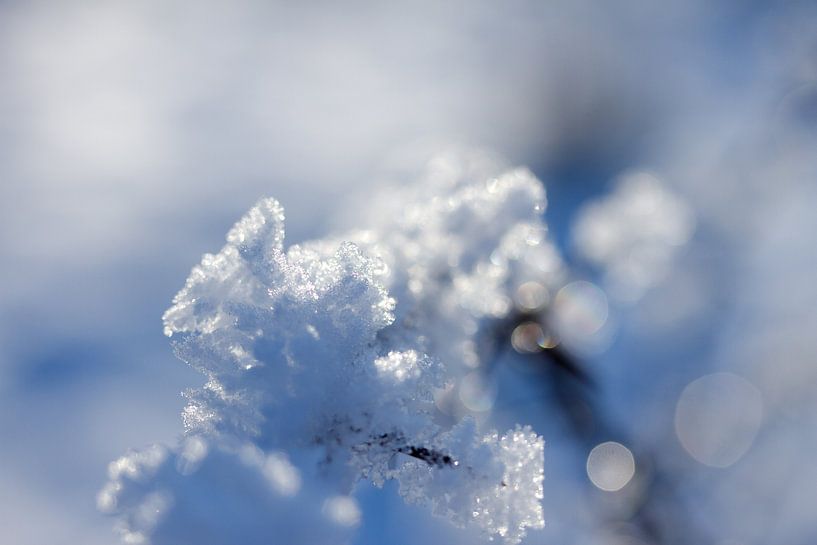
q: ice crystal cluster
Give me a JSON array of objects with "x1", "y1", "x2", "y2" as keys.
[{"x1": 99, "y1": 153, "x2": 552, "y2": 544}]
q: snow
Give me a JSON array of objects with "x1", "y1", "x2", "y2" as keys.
[
  {"x1": 572, "y1": 171, "x2": 695, "y2": 302},
  {"x1": 98, "y1": 441, "x2": 358, "y2": 545},
  {"x1": 101, "y1": 154, "x2": 551, "y2": 544},
  {"x1": 0, "y1": 3, "x2": 814, "y2": 544}
]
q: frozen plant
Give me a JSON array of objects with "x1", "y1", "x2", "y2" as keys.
[{"x1": 99, "y1": 152, "x2": 551, "y2": 545}]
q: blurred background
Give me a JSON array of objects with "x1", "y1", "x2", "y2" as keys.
[{"x1": 1, "y1": 1, "x2": 816, "y2": 544}]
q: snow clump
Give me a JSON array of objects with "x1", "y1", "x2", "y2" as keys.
[{"x1": 100, "y1": 152, "x2": 550, "y2": 544}]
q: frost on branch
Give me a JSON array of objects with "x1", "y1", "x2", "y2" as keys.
[
  {"x1": 100, "y1": 153, "x2": 548, "y2": 544},
  {"x1": 572, "y1": 171, "x2": 694, "y2": 301},
  {"x1": 394, "y1": 421, "x2": 544, "y2": 541},
  {"x1": 325, "y1": 155, "x2": 565, "y2": 372}
]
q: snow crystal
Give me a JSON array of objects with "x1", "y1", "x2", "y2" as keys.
[
  {"x1": 101, "y1": 152, "x2": 549, "y2": 544},
  {"x1": 395, "y1": 421, "x2": 544, "y2": 543}
]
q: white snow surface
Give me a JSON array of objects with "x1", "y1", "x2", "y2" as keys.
[{"x1": 100, "y1": 154, "x2": 549, "y2": 544}]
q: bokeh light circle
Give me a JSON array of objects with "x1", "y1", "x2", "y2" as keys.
[
  {"x1": 515, "y1": 281, "x2": 549, "y2": 312},
  {"x1": 586, "y1": 441, "x2": 635, "y2": 492},
  {"x1": 674, "y1": 372, "x2": 763, "y2": 468},
  {"x1": 458, "y1": 371, "x2": 497, "y2": 412},
  {"x1": 553, "y1": 281, "x2": 609, "y2": 338}
]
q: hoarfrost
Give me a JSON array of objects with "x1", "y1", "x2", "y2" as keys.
[{"x1": 101, "y1": 152, "x2": 549, "y2": 544}]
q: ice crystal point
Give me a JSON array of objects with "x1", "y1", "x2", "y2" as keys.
[
  {"x1": 103, "y1": 152, "x2": 548, "y2": 544},
  {"x1": 226, "y1": 197, "x2": 285, "y2": 253}
]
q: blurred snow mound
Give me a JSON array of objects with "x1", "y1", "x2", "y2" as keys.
[{"x1": 572, "y1": 171, "x2": 694, "y2": 302}]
